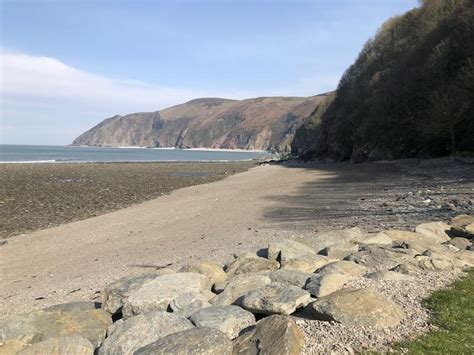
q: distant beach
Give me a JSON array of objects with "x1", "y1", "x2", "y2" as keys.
[
  {"x1": 0, "y1": 144, "x2": 272, "y2": 163},
  {"x1": 0, "y1": 161, "x2": 255, "y2": 238}
]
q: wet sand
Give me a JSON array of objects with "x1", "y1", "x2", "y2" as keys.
[{"x1": 0, "y1": 162, "x2": 255, "y2": 239}]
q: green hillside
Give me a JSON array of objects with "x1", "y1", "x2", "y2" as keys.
[{"x1": 293, "y1": 0, "x2": 474, "y2": 161}]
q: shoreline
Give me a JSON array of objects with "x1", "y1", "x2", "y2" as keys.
[{"x1": 0, "y1": 161, "x2": 256, "y2": 239}]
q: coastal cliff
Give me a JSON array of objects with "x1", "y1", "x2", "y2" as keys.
[{"x1": 73, "y1": 95, "x2": 332, "y2": 152}]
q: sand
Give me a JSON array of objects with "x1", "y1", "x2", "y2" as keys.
[{"x1": 1, "y1": 159, "x2": 473, "y2": 315}]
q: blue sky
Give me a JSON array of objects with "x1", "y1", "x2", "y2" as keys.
[{"x1": 1, "y1": 0, "x2": 418, "y2": 145}]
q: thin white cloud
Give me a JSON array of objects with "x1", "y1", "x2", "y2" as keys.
[{"x1": 0, "y1": 51, "x2": 217, "y2": 113}]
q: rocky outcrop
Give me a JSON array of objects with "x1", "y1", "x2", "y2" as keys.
[
  {"x1": 72, "y1": 95, "x2": 332, "y2": 152},
  {"x1": 2, "y1": 216, "x2": 472, "y2": 354}
]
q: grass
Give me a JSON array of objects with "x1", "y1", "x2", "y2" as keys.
[{"x1": 397, "y1": 269, "x2": 474, "y2": 354}]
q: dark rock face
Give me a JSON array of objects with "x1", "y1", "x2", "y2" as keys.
[{"x1": 72, "y1": 96, "x2": 330, "y2": 152}]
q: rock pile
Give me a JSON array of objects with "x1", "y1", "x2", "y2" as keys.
[{"x1": 1, "y1": 215, "x2": 473, "y2": 354}]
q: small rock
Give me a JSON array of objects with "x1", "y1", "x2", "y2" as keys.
[
  {"x1": 134, "y1": 327, "x2": 233, "y2": 355},
  {"x1": 232, "y1": 315, "x2": 304, "y2": 354},
  {"x1": 241, "y1": 283, "x2": 311, "y2": 315},
  {"x1": 190, "y1": 305, "x2": 255, "y2": 339},
  {"x1": 365, "y1": 271, "x2": 415, "y2": 281}
]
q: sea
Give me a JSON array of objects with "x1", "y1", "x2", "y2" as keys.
[{"x1": 0, "y1": 145, "x2": 273, "y2": 163}]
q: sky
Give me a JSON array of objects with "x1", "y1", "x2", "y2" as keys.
[{"x1": 1, "y1": 0, "x2": 418, "y2": 145}]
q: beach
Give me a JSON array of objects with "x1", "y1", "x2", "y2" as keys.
[
  {"x1": 1, "y1": 158, "x2": 472, "y2": 315},
  {"x1": 0, "y1": 161, "x2": 255, "y2": 239}
]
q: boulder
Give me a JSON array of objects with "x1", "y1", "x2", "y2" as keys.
[
  {"x1": 179, "y1": 260, "x2": 227, "y2": 286},
  {"x1": 122, "y1": 273, "x2": 211, "y2": 318},
  {"x1": 211, "y1": 274, "x2": 271, "y2": 306},
  {"x1": 386, "y1": 230, "x2": 444, "y2": 247},
  {"x1": 320, "y1": 242, "x2": 359, "y2": 260},
  {"x1": 267, "y1": 239, "x2": 315, "y2": 262},
  {"x1": 365, "y1": 271, "x2": 415, "y2": 281},
  {"x1": 359, "y1": 232, "x2": 393, "y2": 246},
  {"x1": 99, "y1": 312, "x2": 193, "y2": 355},
  {"x1": 241, "y1": 283, "x2": 311, "y2": 315},
  {"x1": 415, "y1": 255, "x2": 455, "y2": 271},
  {"x1": 134, "y1": 327, "x2": 233, "y2": 355},
  {"x1": 415, "y1": 222, "x2": 451, "y2": 243},
  {"x1": 17, "y1": 336, "x2": 94, "y2": 355},
  {"x1": 267, "y1": 269, "x2": 314, "y2": 288},
  {"x1": 170, "y1": 292, "x2": 212, "y2": 318},
  {"x1": 280, "y1": 254, "x2": 336, "y2": 273},
  {"x1": 232, "y1": 315, "x2": 304, "y2": 355},
  {"x1": 304, "y1": 273, "x2": 353, "y2": 298},
  {"x1": 345, "y1": 247, "x2": 412, "y2": 270},
  {"x1": 225, "y1": 254, "x2": 279, "y2": 276},
  {"x1": 102, "y1": 273, "x2": 162, "y2": 316},
  {"x1": 190, "y1": 305, "x2": 255, "y2": 339},
  {"x1": 299, "y1": 227, "x2": 366, "y2": 253},
  {"x1": 450, "y1": 215, "x2": 474, "y2": 239},
  {"x1": 449, "y1": 237, "x2": 471, "y2": 250},
  {"x1": 316, "y1": 261, "x2": 367, "y2": 277},
  {"x1": 307, "y1": 288, "x2": 405, "y2": 328},
  {"x1": 44, "y1": 302, "x2": 101, "y2": 312},
  {"x1": 0, "y1": 308, "x2": 111, "y2": 351}
]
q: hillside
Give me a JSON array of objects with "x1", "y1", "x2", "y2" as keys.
[
  {"x1": 293, "y1": 0, "x2": 474, "y2": 161},
  {"x1": 73, "y1": 95, "x2": 330, "y2": 152}
]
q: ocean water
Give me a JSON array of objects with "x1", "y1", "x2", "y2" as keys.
[{"x1": 0, "y1": 145, "x2": 272, "y2": 163}]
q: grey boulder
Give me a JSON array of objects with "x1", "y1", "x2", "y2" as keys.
[
  {"x1": 307, "y1": 288, "x2": 405, "y2": 328},
  {"x1": 241, "y1": 283, "x2": 311, "y2": 315},
  {"x1": 211, "y1": 274, "x2": 271, "y2": 306},
  {"x1": 122, "y1": 273, "x2": 211, "y2": 318},
  {"x1": 17, "y1": 335, "x2": 94, "y2": 355},
  {"x1": 99, "y1": 311, "x2": 193, "y2": 355},
  {"x1": 304, "y1": 273, "x2": 353, "y2": 297},
  {"x1": 232, "y1": 315, "x2": 304, "y2": 355},
  {"x1": 134, "y1": 327, "x2": 233, "y2": 355},
  {"x1": 190, "y1": 305, "x2": 255, "y2": 339}
]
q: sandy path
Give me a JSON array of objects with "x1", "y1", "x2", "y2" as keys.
[{"x1": 0, "y1": 164, "x2": 333, "y2": 314}]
